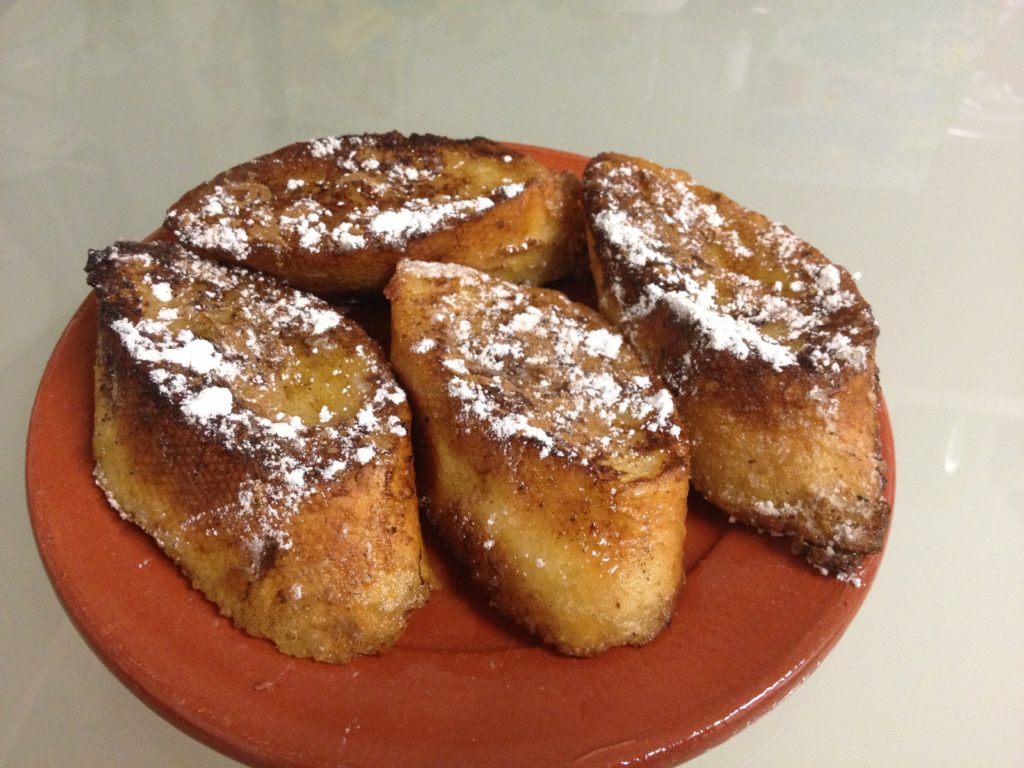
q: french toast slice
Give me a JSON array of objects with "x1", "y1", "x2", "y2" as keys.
[
  {"x1": 164, "y1": 132, "x2": 585, "y2": 295},
  {"x1": 385, "y1": 259, "x2": 689, "y2": 656},
  {"x1": 86, "y1": 241, "x2": 434, "y2": 663},
  {"x1": 583, "y1": 152, "x2": 889, "y2": 580}
]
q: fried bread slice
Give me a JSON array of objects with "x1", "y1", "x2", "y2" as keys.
[
  {"x1": 86, "y1": 241, "x2": 434, "y2": 663},
  {"x1": 164, "y1": 132, "x2": 585, "y2": 295},
  {"x1": 386, "y1": 259, "x2": 689, "y2": 656},
  {"x1": 583, "y1": 152, "x2": 889, "y2": 580}
]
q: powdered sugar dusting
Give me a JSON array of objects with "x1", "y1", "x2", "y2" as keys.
[
  {"x1": 588, "y1": 157, "x2": 876, "y2": 380},
  {"x1": 182, "y1": 386, "x2": 234, "y2": 420},
  {"x1": 660, "y1": 285, "x2": 798, "y2": 370},
  {"x1": 88, "y1": 242, "x2": 410, "y2": 572},
  {"x1": 309, "y1": 135, "x2": 345, "y2": 158},
  {"x1": 150, "y1": 281, "x2": 173, "y2": 302},
  {"x1": 110, "y1": 321, "x2": 241, "y2": 379},
  {"x1": 400, "y1": 260, "x2": 684, "y2": 465},
  {"x1": 582, "y1": 328, "x2": 623, "y2": 359},
  {"x1": 278, "y1": 200, "x2": 332, "y2": 252},
  {"x1": 170, "y1": 133, "x2": 531, "y2": 261},
  {"x1": 367, "y1": 195, "x2": 496, "y2": 247},
  {"x1": 172, "y1": 185, "x2": 252, "y2": 260}
]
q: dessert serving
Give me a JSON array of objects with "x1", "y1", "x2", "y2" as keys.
[
  {"x1": 76, "y1": 132, "x2": 889, "y2": 669},
  {"x1": 583, "y1": 152, "x2": 890, "y2": 578},
  {"x1": 24, "y1": 135, "x2": 897, "y2": 766},
  {"x1": 87, "y1": 240, "x2": 434, "y2": 663},
  {"x1": 164, "y1": 132, "x2": 585, "y2": 295},
  {"x1": 386, "y1": 260, "x2": 689, "y2": 655}
]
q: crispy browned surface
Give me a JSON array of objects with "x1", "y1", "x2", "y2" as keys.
[
  {"x1": 584, "y1": 152, "x2": 889, "y2": 579},
  {"x1": 87, "y1": 241, "x2": 434, "y2": 663},
  {"x1": 386, "y1": 260, "x2": 689, "y2": 656},
  {"x1": 164, "y1": 132, "x2": 585, "y2": 294}
]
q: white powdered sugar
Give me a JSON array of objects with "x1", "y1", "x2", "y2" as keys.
[
  {"x1": 489, "y1": 413, "x2": 555, "y2": 457},
  {"x1": 110, "y1": 320, "x2": 241, "y2": 380},
  {"x1": 91, "y1": 243, "x2": 410, "y2": 570},
  {"x1": 507, "y1": 307, "x2": 542, "y2": 333},
  {"x1": 589, "y1": 159, "x2": 875, "y2": 380},
  {"x1": 814, "y1": 263, "x2": 841, "y2": 293},
  {"x1": 306, "y1": 306, "x2": 342, "y2": 335},
  {"x1": 329, "y1": 222, "x2": 367, "y2": 250},
  {"x1": 172, "y1": 185, "x2": 252, "y2": 260},
  {"x1": 366, "y1": 195, "x2": 496, "y2": 247},
  {"x1": 592, "y1": 209, "x2": 664, "y2": 268},
  {"x1": 806, "y1": 262, "x2": 856, "y2": 313},
  {"x1": 150, "y1": 281, "x2": 173, "y2": 302},
  {"x1": 308, "y1": 135, "x2": 345, "y2": 158},
  {"x1": 582, "y1": 328, "x2": 623, "y2": 359},
  {"x1": 402, "y1": 260, "x2": 684, "y2": 464},
  {"x1": 661, "y1": 287, "x2": 798, "y2": 371},
  {"x1": 171, "y1": 133, "x2": 531, "y2": 260},
  {"x1": 753, "y1": 499, "x2": 794, "y2": 518},
  {"x1": 182, "y1": 386, "x2": 234, "y2": 421},
  {"x1": 278, "y1": 202, "x2": 331, "y2": 252}
]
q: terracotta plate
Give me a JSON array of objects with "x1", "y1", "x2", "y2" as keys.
[{"x1": 26, "y1": 144, "x2": 895, "y2": 768}]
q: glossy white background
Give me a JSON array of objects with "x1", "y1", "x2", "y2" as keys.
[{"x1": 3, "y1": 1, "x2": 1021, "y2": 766}]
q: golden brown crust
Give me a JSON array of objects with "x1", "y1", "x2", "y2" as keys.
[
  {"x1": 584, "y1": 152, "x2": 889, "y2": 580},
  {"x1": 164, "y1": 132, "x2": 585, "y2": 294},
  {"x1": 87, "y1": 241, "x2": 434, "y2": 663},
  {"x1": 386, "y1": 260, "x2": 689, "y2": 655}
]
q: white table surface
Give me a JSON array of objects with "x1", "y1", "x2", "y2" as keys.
[{"x1": 3, "y1": 2, "x2": 1022, "y2": 766}]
